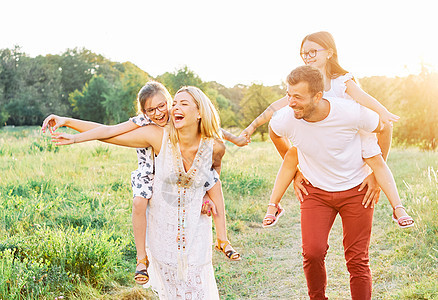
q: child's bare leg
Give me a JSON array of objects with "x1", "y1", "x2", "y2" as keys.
[
  {"x1": 206, "y1": 181, "x2": 227, "y2": 240},
  {"x1": 263, "y1": 147, "x2": 298, "y2": 227},
  {"x1": 206, "y1": 181, "x2": 241, "y2": 260},
  {"x1": 132, "y1": 196, "x2": 149, "y2": 274},
  {"x1": 364, "y1": 155, "x2": 413, "y2": 226}
]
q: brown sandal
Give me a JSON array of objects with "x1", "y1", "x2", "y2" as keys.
[
  {"x1": 215, "y1": 238, "x2": 241, "y2": 261},
  {"x1": 134, "y1": 256, "x2": 149, "y2": 284}
]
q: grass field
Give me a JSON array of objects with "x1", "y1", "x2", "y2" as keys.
[{"x1": 0, "y1": 126, "x2": 437, "y2": 299}]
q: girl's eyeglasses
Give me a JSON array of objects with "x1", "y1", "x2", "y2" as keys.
[
  {"x1": 145, "y1": 102, "x2": 167, "y2": 115},
  {"x1": 300, "y1": 48, "x2": 326, "y2": 59}
]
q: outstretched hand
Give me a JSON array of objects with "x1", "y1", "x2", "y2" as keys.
[
  {"x1": 42, "y1": 114, "x2": 67, "y2": 134},
  {"x1": 51, "y1": 132, "x2": 76, "y2": 146},
  {"x1": 358, "y1": 173, "x2": 381, "y2": 208}
]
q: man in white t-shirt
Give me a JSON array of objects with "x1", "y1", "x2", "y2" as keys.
[{"x1": 269, "y1": 65, "x2": 382, "y2": 300}]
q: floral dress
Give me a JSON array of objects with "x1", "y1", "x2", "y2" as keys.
[
  {"x1": 129, "y1": 114, "x2": 155, "y2": 199},
  {"x1": 145, "y1": 131, "x2": 220, "y2": 299}
]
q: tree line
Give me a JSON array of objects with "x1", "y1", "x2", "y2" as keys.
[{"x1": 0, "y1": 46, "x2": 436, "y2": 148}]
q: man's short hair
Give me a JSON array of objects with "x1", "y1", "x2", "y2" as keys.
[{"x1": 286, "y1": 65, "x2": 324, "y2": 96}]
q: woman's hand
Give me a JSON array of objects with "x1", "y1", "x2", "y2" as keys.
[
  {"x1": 232, "y1": 135, "x2": 250, "y2": 147},
  {"x1": 293, "y1": 170, "x2": 309, "y2": 203},
  {"x1": 240, "y1": 126, "x2": 254, "y2": 140},
  {"x1": 51, "y1": 132, "x2": 76, "y2": 146},
  {"x1": 42, "y1": 114, "x2": 68, "y2": 134},
  {"x1": 358, "y1": 173, "x2": 381, "y2": 208}
]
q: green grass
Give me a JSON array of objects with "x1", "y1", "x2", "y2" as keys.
[{"x1": 0, "y1": 126, "x2": 437, "y2": 299}]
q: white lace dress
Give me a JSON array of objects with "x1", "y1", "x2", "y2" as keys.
[{"x1": 145, "y1": 131, "x2": 220, "y2": 300}]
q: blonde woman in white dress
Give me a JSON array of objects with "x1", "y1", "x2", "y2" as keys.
[{"x1": 52, "y1": 86, "x2": 228, "y2": 299}]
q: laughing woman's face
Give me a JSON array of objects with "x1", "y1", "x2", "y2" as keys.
[{"x1": 171, "y1": 91, "x2": 201, "y2": 130}]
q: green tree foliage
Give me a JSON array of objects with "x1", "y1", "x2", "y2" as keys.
[
  {"x1": 0, "y1": 46, "x2": 22, "y2": 101},
  {"x1": 103, "y1": 62, "x2": 151, "y2": 124},
  {"x1": 69, "y1": 75, "x2": 110, "y2": 123},
  {"x1": 0, "y1": 62, "x2": 8, "y2": 126},
  {"x1": 158, "y1": 66, "x2": 205, "y2": 95},
  {"x1": 0, "y1": 48, "x2": 67, "y2": 125},
  {"x1": 1, "y1": 45, "x2": 437, "y2": 149},
  {"x1": 0, "y1": 46, "x2": 23, "y2": 127},
  {"x1": 46, "y1": 48, "x2": 121, "y2": 117},
  {"x1": 206, "y1": 81, "x2": 247, "y2": 125},
  {"x1": 395, "y1": 69, "x2": 438, "y2": 149},
  {"x1": 205, "y1": 88, "x2": 238, "y2": 128},
  {"x1": 240, "y1": 83, "x2": 282, "y2": 140},
  {"x1": 360, "y1": 67, "x2": 438, "y2": 150}
]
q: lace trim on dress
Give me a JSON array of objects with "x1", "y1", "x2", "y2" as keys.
[{"x1": 147, "y1": 251, "x2": 216, "y2": 299}]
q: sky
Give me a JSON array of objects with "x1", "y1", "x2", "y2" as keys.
[{"x1": 2, "y1": 0, "x2": 437, "y2": 87}]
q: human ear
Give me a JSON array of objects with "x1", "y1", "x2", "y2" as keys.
[
  {"x1": 314, "y1": 91, "x2": 323, "y2": 101},
  {"x1": 327, "y1": 49, "x2": 334, "y2": 59}
]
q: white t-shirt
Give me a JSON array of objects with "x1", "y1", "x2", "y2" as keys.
[{"x1": 269, "y1": 97, "x2": 379, "y2": 192}]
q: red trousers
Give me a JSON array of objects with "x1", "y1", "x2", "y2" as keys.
[{"x1": 300, "y1": 182, "x2": 373, "y2": 300}]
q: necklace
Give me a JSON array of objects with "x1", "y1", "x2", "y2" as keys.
[{"x1": 172, "y1": 137, "x2": 208, "y2": 255}]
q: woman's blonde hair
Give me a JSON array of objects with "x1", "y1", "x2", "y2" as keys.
[
  {"x1": 137, "y1": 81, "x2": 172, "y2": 115},
  {"x1": 168, "y1": 86, "x2": 222, "y2": 145}
]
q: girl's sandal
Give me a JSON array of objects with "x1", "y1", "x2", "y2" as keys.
[
  {"x1": 262, "y1": 203, "x2": 285, "y2": 228},
  {"x1": 134, "y1": 256, "x2": 150, "y2": 285},
  {"x1": 392, "y1": 204, "x2": 414, "y2": 229},
  {"x1": 215, "y1": 238, "x2": 241, "y2": 261}
]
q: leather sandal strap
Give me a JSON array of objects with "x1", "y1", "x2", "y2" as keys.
[
  {"x1": 135, "y1": 270, "x2": 149, "y2": 276},
  {"x1": 225, "y1": 249, "x2": 240, "y2": 260},
  {"x1": 137, "y1": 257, "x2": 149, "y2": 268},
  {"x1": 264, "y1": 213, "x2": 276, "y2": 218},
  {"x1": 397, "y1": 216, "x2": 413, "y2": 223},
  {"x1": 217, "y1": 239, "x2": 230, "y2": 251},
  {"x1": 268, "y1": 203, "x2": 280, "y2": 209},
  {"x1": 393, "y1": 204, "x2": 405, "y2": 210},
  {"x1": 263, "y1": 214, "x2": 276, "y2": 221}
]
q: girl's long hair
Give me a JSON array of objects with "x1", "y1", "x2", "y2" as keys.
[
  {"x1": 301, "y1": 31, "x2": 350, "y2": 79},
  {"x1": 168, "y1": 86, "x2": 222, "y2": 145}
]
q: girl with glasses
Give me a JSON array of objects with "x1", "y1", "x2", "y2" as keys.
[
  {"x1": 241, "y1": 31, "x2": 414, "y2": 229},
  {"x1": 42, "y1": 81, "x2": 245, "y2": 288}
]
